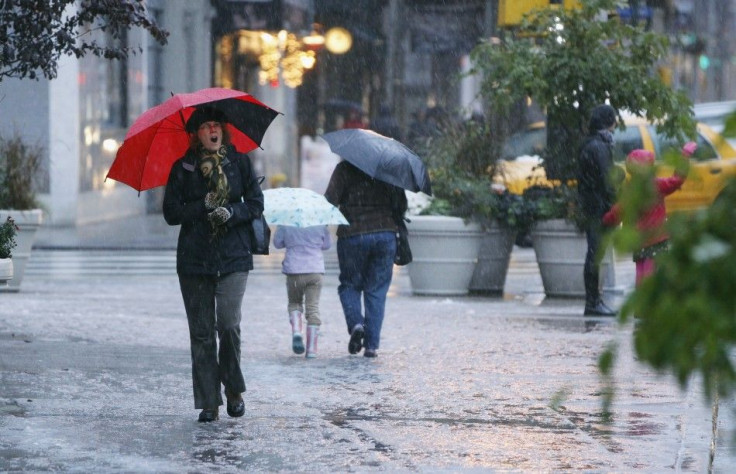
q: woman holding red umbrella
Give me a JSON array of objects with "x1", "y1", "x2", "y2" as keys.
[{"x1": 163, "y1": 106, "x2": 264, "y2": 422}]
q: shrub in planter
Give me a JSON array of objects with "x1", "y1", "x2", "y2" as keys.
[
  {"x1": 0, "y1": 216, "x2": 18, "y2": 259},
  {"x1": 522, "y1": 184, "x2": 585, "y2": 229},
  {"x1": 410, "y1": 116, "x2": 532, "y2": 295},
  {"x1": 0, "y1": 132, "x2": 44, "y2": 291},
  {"x1": 423, "y1": 166, "x2": 532, "y2": 233},
  {"x1": 0, "y1": 132, "x2": 43, "y2": 210},
  {"x1": 417, "y1": 113, "x2": 529, "y2": 230},
  {"x1": 0, "y1": 216, "x2": 18, "y2": 285},
  {"x1": 418, "y1": 175, "x2": 531, "y2": 295}
]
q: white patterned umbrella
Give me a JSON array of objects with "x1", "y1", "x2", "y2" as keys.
[{"x1": 263, "y1": 187, "x2": 349, "y2": 228}]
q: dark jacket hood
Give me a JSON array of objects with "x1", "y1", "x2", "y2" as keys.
[{"x1": 588, "y1": 104, "x2": 617, "y2": 132}]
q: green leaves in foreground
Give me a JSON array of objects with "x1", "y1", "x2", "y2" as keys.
[{"x1": 604, "y1": 177, "x2": 736, "y2": 400}]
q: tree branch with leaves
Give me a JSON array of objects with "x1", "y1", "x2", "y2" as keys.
[{"x1": 0, "y1": 0, "x2": 168, "y2": 82}]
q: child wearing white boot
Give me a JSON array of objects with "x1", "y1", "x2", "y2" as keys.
[{"x1": 273, "y1": 225, "x2": 331, "y2": 358}]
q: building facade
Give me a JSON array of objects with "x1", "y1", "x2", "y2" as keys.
[{"x1": 0, "y1": 0, "x2": 215, "y2": 225}]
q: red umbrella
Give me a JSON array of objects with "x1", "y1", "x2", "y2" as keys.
[{"x1": 107, "y1": 87, "x2": 281, "y2": 192}]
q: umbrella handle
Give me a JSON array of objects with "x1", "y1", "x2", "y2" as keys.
[{"x1": 171, "y1": 91, "x2": 187, "y2": 130}]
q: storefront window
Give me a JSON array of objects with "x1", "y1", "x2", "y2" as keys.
[{"x1": 78, "y1": 27, "x2": 129, "y2": 192}]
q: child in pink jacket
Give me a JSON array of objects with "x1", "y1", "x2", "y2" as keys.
[
  {"x1": 602, "y1": 142, "x2": 695, "y2": 286},
  {"x1": 273, "y1": 225, "x2": 332, "y2": 358}
]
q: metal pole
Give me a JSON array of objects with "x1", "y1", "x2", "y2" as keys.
[
  {"x1": 485, "y1": 0, "x2": 498, "y2": 38},
  {"x1": 714, "y1": 0, "x2": 732, "y2": 100},
  {"x1": 385, "y1": 0, "x2": 400, "y2": 107}
]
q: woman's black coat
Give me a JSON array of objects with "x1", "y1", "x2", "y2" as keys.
[{"x1": 163, "y1": 145, "x2": 264, "y2": 275}]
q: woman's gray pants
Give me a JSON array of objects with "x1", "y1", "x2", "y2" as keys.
[{"x1": 178, "y1": 272, "x2": 248, "y2": 409}]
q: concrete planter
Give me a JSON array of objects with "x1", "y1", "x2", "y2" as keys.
[
  {"x1": 468, "y1": 222, "x2": 517, "y2": 296},
  {"x1": 531, "y1": 219, "x2": 614, "y2": 297},
  {"x1": 0, "y1": 258, "x2": 12, "y2": 287},
  {"x1": 0, "y1": 209, "x2": 43, "y2": 292},
  {"x1": 405, "y1": 215, "x2": 484, "y2": 296}
]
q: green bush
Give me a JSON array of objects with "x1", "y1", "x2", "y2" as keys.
[
  {"x1": 422, "y1": 166, "x2": 533, "y2": 232},
  {"x1": 0, "y1": 217, "x2": 18, "y2": 259},
  {"x1": 418, "y1": 114, "x2": 532, "y2": 231},
  {"x1": 521, "y1": 184, "x2": 586, "y2": 231},
  {"x1": 0, "y1": 133, "x2": 43, "y2": 210}
]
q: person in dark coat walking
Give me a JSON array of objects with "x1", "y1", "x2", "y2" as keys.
[
  {"x1": 325, "y1": 161, "x2": 407, "y2": 358},
  {"x1": 163, "y1": 106, "x2": 264, "y2": 422},
  {"x1": 577, "y1": 104, "x2": 620, "y2": 316}
]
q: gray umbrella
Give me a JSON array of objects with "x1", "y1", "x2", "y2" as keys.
[{"x1": 322, "y1": 129, "x2": 432, "y2": 195}]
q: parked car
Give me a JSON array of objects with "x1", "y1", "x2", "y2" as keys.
[{"x1": 498, "y1": 116, "x2": 736, "y2": 213}]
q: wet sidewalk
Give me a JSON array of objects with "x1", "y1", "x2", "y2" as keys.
[
  {"x1": 0, "y1": 214, "x2": 733, "y2": 472},
  {"x1": 34, "y1": 213, "x2": 181, "y2": 250}
]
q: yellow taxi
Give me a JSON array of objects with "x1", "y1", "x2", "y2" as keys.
[{"x1": 498, "y1": 117, "x2": 736, "y2": 213}]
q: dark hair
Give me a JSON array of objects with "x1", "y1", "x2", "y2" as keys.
[{"x1": 185, "y1": 106, "x2": 228, "y2": 133}]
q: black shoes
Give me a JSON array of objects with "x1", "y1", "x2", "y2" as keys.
[
  {"x1": 584, "y1": 301, "x2": 616, "y2": 316},
  {"x1": 349, "y1": 326, "x2": 377, "y2": 357},
  {"x1": 348, "y1": 325, "x2": 364, "y2": 354},
  {"x1": 198, "y1": 407, "x2": 219, "y2": 422},
  {"x1": 198, "y1": 391, "x2": 244, "y2": 422},
  {"x1": 225, "y1": 390, "x2": 245, "y2": 418}
]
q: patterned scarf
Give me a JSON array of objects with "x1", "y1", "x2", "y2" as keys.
[{"x1": 199, "y1": 145, "x2": 230, "y2": 237}]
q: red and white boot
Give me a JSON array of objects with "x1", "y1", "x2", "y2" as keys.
[
  {"x1": 305, "y1": 325, "x2": 319, "y2": 359},
  {"x1": 289, "y1": 310, "x2": 305, "y2": 354}
]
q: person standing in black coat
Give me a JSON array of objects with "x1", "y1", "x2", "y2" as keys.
[
  {"x1": 577, "y1": 104, "x2": 619, "y2": 316},
  {"x1": 163, "y1": 106, "x2": 264, "y2": 422}
]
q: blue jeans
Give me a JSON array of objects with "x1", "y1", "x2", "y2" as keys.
[{"x1": 337, "y1": 231, "x2": 396, "y2": 351}]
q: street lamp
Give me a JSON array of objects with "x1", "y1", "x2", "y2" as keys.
[{"x1": 324, "y1": 27, "x2": 352, "y2": 54}]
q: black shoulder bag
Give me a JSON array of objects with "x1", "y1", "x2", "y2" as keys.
[
  {"x1": 234, "y1": 155, "x2": 270, "y2": 255},
  {"x1": 391, "y1": 187, "x2": 412, "y2": 266},
  {"x1": 394, "y1": 215, "x2": 412, "y2": 266}
]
